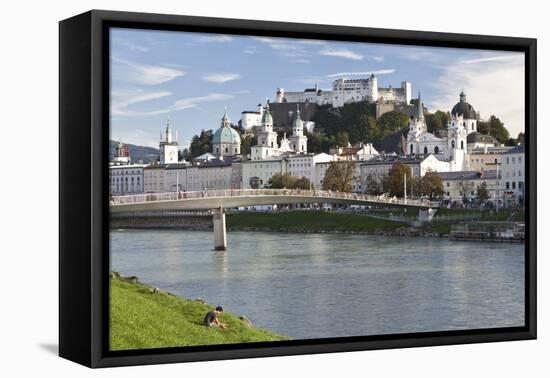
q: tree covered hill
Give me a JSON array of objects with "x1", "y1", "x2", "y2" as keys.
[
  {"x1": 184, "y1": 100, "x2": 519, "y2": 159},
  {"x1": 109, "y1": 140, "x2": 159, "y2": 164}
]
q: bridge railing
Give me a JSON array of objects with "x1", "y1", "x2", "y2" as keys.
[{"x1": 110, "y1": 189, "x2": 436, "y2": 208}]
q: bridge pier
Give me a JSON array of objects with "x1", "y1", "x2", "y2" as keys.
[
  {"x1": 212, "y1": 207, "x2": 227, "y2": 251},
  {"x1": 418, "y1": 208, "x2": 437, "y2": 222}
]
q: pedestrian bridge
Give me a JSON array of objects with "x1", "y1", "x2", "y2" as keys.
[{"x1": 110, "y1": 189, "x2": 438, "y2": 250}]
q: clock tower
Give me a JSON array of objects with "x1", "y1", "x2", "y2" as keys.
[{"x1": 159, "y1": 119, "x2": 179, "y2": 164}]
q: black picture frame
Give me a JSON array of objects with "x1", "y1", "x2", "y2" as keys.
[{"x1": 59, "y1": 9, "x2": 537, "y2": 368}]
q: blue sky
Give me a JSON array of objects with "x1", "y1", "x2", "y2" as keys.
[{"x1": 111, "y1": 28, "x2": 525, "y2": 148}]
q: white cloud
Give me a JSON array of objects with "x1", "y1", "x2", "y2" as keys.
[
  {"x1": 372, "y1": 56, "x2": 384, "y2": 62},
  {"x1": 429, "y1": 53, "x2": 525, "y2": 137},
  {"x1": 253, "y1": 37, "x2": 308, "y2": 58},
  {"x1": 111, "y1": 89, "x2": 233, "y2": 117},
  {"x1": 326, "y1": 69, "x2": 395, "y2": 78},
  {"x1": 459, "y1": 55, "x2": 521, "y2": 65},
  {"x1": 112, "y1": 37, "x2": 149, "y2": 52},
  {"x1": 111, "y1": 89, "x2": 172, "y2": 116},
  {"x1": 112, "y1": 57, "x2": 185, "y2": 85},
  {"x1": 244, "y1": 49, "x2": 256, "y2": 55},
  {"x1": 319, "y1": 48, "x2": 363, "y2": 61},
  {"x1": 290, "y1": 59, "x2": 311, "y2": 64},
  {"x1": 196, "y1": 35, "x2": 234, "y2": 43},
  {"x1": 172, "y1": 93, "x2": 234, "y2": 111},
  {"x1": 202, "y1": 72, "x2": 241, "y2": 83}
]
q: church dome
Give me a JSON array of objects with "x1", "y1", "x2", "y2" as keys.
[
  {"x1": 451, "y1": 91, "x2": 477, "y2": 119},
  {"x1": 212, "y1": 125, "x2": 241, "y2": 144},
  {"x1": 212, "y1": 110, "x2": 241, "y2": 145}
]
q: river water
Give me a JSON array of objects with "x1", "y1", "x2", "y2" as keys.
[{"x1": 110, "y1": 230, "x2": 525, "y2": 340}]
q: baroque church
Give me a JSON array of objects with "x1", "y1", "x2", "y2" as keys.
[
  {"x1": 407, "y1": 91, "x2": 481, "y2": 171},
  {"x1": 250, "y1": 102, "x2": 308, "y2": 160}
]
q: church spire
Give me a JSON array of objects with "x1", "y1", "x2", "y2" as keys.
[
  {"x1": 415, "y1": 92, "x2": 424, "y2": 120},
  {"x1": 165, "y1": 117, "x2": 172, "y2": 143},
  {"x1": 221, "y1": 106, "x2": 231, "y2": 127}
]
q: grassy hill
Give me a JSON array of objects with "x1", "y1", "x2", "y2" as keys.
[{"x1": 110, "y1": 274, "x2": 287, "y2": 351}]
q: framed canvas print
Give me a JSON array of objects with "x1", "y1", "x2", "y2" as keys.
[{"x1": 59, "y1": 10, "x2": 537, "y2": 368}]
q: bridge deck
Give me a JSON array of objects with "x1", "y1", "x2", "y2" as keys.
[{"x1": 109, "y1": 189, "x2": 437, "y2": 213}]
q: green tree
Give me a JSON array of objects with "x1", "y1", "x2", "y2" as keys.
[
  {"x1": 294, "y1": 176, "x2": 312, "y2": 190},
  {"x1": 348, "y1": 114, "x2": 371, "y2": 144},
  {"x1": 425, "y1": 110, "x2": 449, "y2": 133},
  {"x1": 382, "y1": 162, "x2": 412, "y2": 197},
  {"x1": 305, "y1": 131, "x2": 333, "y2": 153},
  {"x1": 269, "y1": 173, "x2": 311, "y2": 189},
  {"x1": 420, "y1": 172, "x2": 444, "y2": 200},
  {"x1": 189, "y1": 129, "x2": 213, "y2": 158},
  {"x1": 322, "y1": 161, "x2": 356, "y2": 192},
  {"x1": 334, "y1": 132, "x2": 350, "y2": 147},
  {"x1": 477, "y1": 182, "x2": 489, "y2": 202},
  {"x1": 477, "y1": 115, "x2": 510, "y2": 144},
  {"x1": 269, "y1": 173, "x2": 297, "y2": 189},
  {"x1": 240, "y1": 135, "x2": 257, "y2": 156},
  {"x1": 377, "y1": 111, "x2": 410, "y2": 138},
  {"x1": 364, "y1": 174, "x2": 383, "y2": 195}
]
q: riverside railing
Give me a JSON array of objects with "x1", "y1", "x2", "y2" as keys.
[{"x1": 109, "y1": 189, "x2": 437, "y2": 208}]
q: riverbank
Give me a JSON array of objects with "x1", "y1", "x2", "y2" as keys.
[
  {"x1": 226, "y1": 210, "x2": 525, "y2": 239},
  {"x1": 110, "y1": 273, "x2": 288, "y2": 351},
  {"x1": 226, "y1": 211, "x2": 442, "y2": 237}
]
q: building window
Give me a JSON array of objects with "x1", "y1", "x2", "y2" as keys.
[
  {"x1": 506, "y1": 182, "x2": 510, "y2": 189},
  {"x1": 434, "y1": 146, "x2": 439, "y2": 153},
  {"x1": 512, "y1": 182, "x2": 516, "y2": 189},
  {"x1": 461, "y1": 141, "x2": 464, "y2": 150}
]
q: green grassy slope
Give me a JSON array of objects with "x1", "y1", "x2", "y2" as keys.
[{"x1": 110, "y1": 275, "x2": 287, "y2": 351}]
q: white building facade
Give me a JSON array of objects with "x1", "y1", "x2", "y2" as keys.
[
  {"x1": 109, "y1": 164, "x2": 145, "y2": 196},
  {"x1": 439, "y1": 170, "x2": 498, "y2": 204},
  {"x1": 500, "y1": 144, "x2": 525, "y2": 207}
]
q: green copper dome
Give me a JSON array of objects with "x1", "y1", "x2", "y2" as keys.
[
  {"x1": 262, "y1": 102, "x2": 273, "y2": 125},
  {"x1": 212, "y1": 110, "x2": 241, "y2": 144},
  {"x1": 212, "y1": 126, "x2": 241, "y2": 144}
]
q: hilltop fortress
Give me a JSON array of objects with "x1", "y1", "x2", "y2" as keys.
[
  {"x1": 240, "y1": 74, "x2": 413, "y2": 131},
  {"x1": 275, "y1": 74, "x2": 412, "y2": 108}
]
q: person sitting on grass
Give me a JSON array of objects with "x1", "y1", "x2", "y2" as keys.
[{"x1": 203, "y1": 306, "x2": 227, "y2": 329}]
